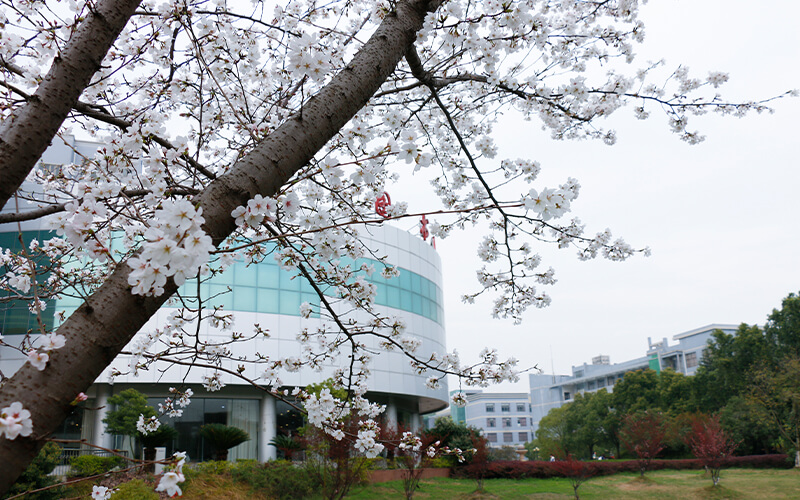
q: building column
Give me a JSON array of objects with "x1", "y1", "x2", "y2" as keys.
[
  {"x1": 93, "y1": 384, "x2": 112, "y2": 450},
  {"x1": 410, "y1": 412, "x2": 421, "y2": 433},
  {"x1": 384, "y1": 399, "x2": 398, "y2": 431},
  {"x1": 259, "y1": 393, "x2": 277, "y2": 462}
]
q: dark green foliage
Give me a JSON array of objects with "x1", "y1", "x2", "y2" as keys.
[
  {"x1": 423, "y1": 416, "x2": 482, "y2": 453},
  {"x1": 611, "y1": 369, "x2": 660, "y2": 415},
  {"x1": 269, "y1": 433, "x2": 303, "y2": 460},
  {"x1": 747, "y1": 356, "x2": 800, "y2": 467},
  {"x1": 68, "y1": 454, "x2": 125, "y2": 478},
  {"x1": 487, "y1": 446, "x2": 518, "y2": 461},
  {"x1": 200, "y1": 423, "x2": 250, "y2": 461},
  {"x1": 103, "y1": 388, "x2": 157, "y2": 437},
  {"x1": 229, "y1": 460, "x2": 317, "y2": 500},
  {"x1": 718, "y1": 396, "x2": 778, "y2": 456},
  {"x1": 110, "y1": 479, "x2": 159, "y2": 500},
  {"x1": 5, "y1": 442, "x2": 63, "y2": 500},
  {"x1": 139, "y1": 424, "x2": 177, "y2": 449},
  {"x1": 764, "y1": 292, "x2": 800, "y2": 357},
  {"x1": 693, "y1": 324, "x2": 771, "y2": 411}
]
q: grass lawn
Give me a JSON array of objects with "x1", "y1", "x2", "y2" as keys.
[
  {"x1": 343, "y1": 469, "x2": 800, "y2": 499},
  {"x1": 58, "y1": 467, "x2": 799, "y2": 499}
]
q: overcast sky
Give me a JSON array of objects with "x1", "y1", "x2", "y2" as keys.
[{"x1": 391, "y1": 0, "x2": 800, "y2": 389}]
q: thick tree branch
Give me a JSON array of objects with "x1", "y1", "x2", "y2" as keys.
[{"x1": 0, "y1": 0, "x2": 143, "y2": 212}]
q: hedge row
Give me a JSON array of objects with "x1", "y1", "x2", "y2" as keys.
[{"x1": 452, "y1": 454, "x2": 792, "y2": 480}]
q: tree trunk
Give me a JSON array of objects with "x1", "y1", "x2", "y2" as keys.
[
  {"x1": 144, "y1": 447, "x2": 157, "y2": 474},
  {"x1": 0, "y1": 1, "x2": 441, "y2": 494},
  {"x1": 0, "y1": 0, "x2": 142, "y2": 210},
  {"x1": 795, "y1": 449, "x2": 799, "y2": 468}
]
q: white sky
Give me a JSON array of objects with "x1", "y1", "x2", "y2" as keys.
[{"x1": 392, "y1": 0, "x2": 800, "y2": 389}]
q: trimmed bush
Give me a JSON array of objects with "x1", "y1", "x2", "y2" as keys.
[
  {"x1": 68, "y1": 454, "x2": 125, "y2": 478},
  {"x1": 110, "y1": 479, "x2": 159, "y2": 499},
  {"x1": 229, "y1": 460, "x2": 317, "y2": 500},
  {"x1": 453, "y1": 454, "x2": 792, "y2": 480}
]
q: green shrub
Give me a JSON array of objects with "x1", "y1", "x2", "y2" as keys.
[
  {"x1": 110, "y1": 479, "x2": 158, "y2": 500},
  {"x1": 68, "y1": 454, "x2": 125, "y2": 478},
  {"x1": 427, "y1": 456, "x2": 453, "y2": 469},
  {"x1": 193, "y1": 460, "x2": 232, "y2": 475},
  {"x1": 5, "y1": 442, "x2": 64, "y2": 500},
  {"x1": 229, "y1": 460, "x2": 317, "y2": 500}
]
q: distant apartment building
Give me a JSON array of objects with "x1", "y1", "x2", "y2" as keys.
[
  {"x1": 528, "y1": 324, "x2": 737, "y2": 434},
  {"x1": 464, "y1": 392, "x2": 533, "y2": 448},
  {"x1": 440, "y1": 324, "x2": 738, "y2": 443}
]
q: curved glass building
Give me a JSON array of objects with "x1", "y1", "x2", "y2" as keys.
[{"x1": 0, "y1": 136, "x2": 449, "y2": 462}]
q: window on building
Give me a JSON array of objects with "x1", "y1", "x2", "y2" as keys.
[
  {"x1": 502, "y1": 417, "x2": 512, "y2": 428},
  {"x1": 486, "y1": 418, "x2": 496, "y2": 428},
  {"x1": 501, "y1": 403, "x2": 510, "y2": 412},
  {"x1": 686, "y1": 352, "x2": 698, "y2": 368},
  {"x1": 597, "y1": 378, "x2": 605, "y2": 388},
  {"x1": 503, "y1": 432, "x2": 513, "y2": 443},
  {"x1": 607, "y1": 376, "x2": 615, "y2": 386},
  {"x1": 587, "y1": 380, "x2": 596, "y2": 390},
  {"x1": 574, "y1": 370, "x2": 584, "y2": 378},
  {"x1": 517, "y1": 417, "x2": 527, "y2": 426},
  {"x1": 516, "y1": 403, "x2": 526, "y2": 412},
  {"x1": 485, "y1": 403, "x2": 495, "y2": 413},
  {"x1": 486, "y1": 433, "x2": 497, "y2": 443},
  {"x1": 564, "y1": 392, "x2": 571, "y2": 401},
  {"x1": 576, "y1": 383, "x2": 585, "y2": 391},
  {"x1": 518, "y1": 432, "x2": 528, "y2": 442}
]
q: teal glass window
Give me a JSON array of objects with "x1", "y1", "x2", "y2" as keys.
[
  {"x1": 0, "y1": 230, "x2": 57, "y2": 334},
  {"x1": 257, "y1": 289, "x2": 280, "y2": 314}
]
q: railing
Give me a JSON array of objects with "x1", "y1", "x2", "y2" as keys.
[{"x1": 51, "y1": 448, "x2": 130, "y2": 477}]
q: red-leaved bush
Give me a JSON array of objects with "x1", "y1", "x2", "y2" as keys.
[
  {"x1": 550, "y1": 458, "x2": 592, "y2": 500},
  {"x1": 620, "y1": 411, "x2": 668, "y2": 477},
  {"x1": 451, "y1": 455, "x2": 791, "y2": 480},
  {"x1": 685, "y1": 415, "x2": 739, "y2": 486}
]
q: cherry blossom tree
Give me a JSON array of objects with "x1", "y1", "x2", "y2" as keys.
[{"x1": 0, "y1": 0, "x2": 791, "y2": 493}]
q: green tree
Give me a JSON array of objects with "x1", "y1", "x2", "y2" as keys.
[
  {"x1": 535, "y1": 405, "x2": 574, "y2": 458},
  {"x1": 718, "y1": 396, "x2": 778, "y2": 456},
  {"x1": 764, "y1": 292, "x2": 800, "y2": 358},
  {"x1": 747, "y1": 356, "x2": 800, "y2": 467},
  {"x1": 565, "y1": 391, "x2": 612, "y2": 459},
  {"x1": 611, "y1": 369, "x2": 660, "y2": 415},
  {"x1": 692, "y1": 324, "x2": 770, "y2": 412},
  {"x1": 423, "y1": 417, "x2": 481, "y2": 453},
  {"x1": 657, "y1": 369, "x2": 696, "y2": 415},
  {"x1": 103, "y1": 388, "x2": 157, "y2": 458}
]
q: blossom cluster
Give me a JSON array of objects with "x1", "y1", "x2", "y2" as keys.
[
  {"x1": 0, "y1": 402, "x2": 33, "y2": 440},
  {"x1": 27, "y1": 333, "x2": 66, "y2": 372},
  {"x1": 128, "y1": 199, "x2": 213, "y2": 296},
  {"x1": 155, "y1": 451, "x2": 187, "y2": 497},
  {"x1": 136, "y1": 414, "x2": 161, "y2": 435},
  {"x1": 159, "y1": 388, "x2": 193, "y2": 418}
]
